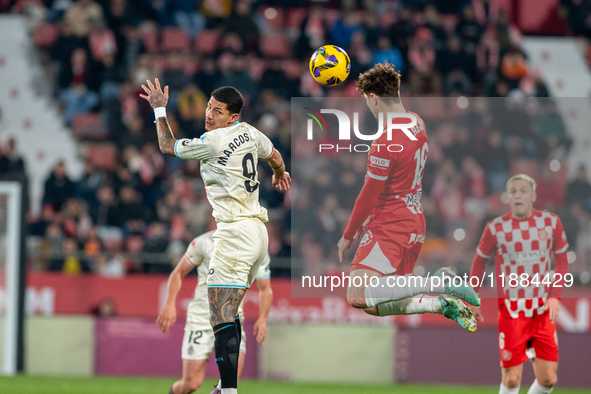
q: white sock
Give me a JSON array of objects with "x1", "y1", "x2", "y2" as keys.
[
  {"x1": 528, "y1": 379, "x2": 553, "y2": 394},
  {"x1": 217, "y1": 379, "x2": 222, "y2": 389},
  {"x1": 499, "y1": 383, "x2": 520, "y2": 394},
  {"x1": 378, "y1": 296, "x2": 442, "y2": 316},
  {"x1": 221, "y1": 389, "x2": 237, "y2": 394},
  {"x1": 365, "y1": 275, "x2": 445, "y2": 307}
]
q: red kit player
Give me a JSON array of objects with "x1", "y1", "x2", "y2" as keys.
[
  {"x1": 469, "y1": 174, "x2": 569, "y2": 394},
  {"x1": 337, "y1": 63, "x2": 480, "y2": 332}
]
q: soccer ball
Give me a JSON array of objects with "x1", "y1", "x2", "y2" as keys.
[{"x1": 309, "y1": 45, "x2": 351, "y2": 86}]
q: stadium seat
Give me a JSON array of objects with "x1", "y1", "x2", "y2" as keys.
[
  {"x1": 86, "y1": 143, "x2": 117, "y2": 171},
  {"x1": 72, "y1": 113, "x2": 109, "y2": 140},
  {"x1": 33, "y1": 23, "x2": 59, "y2": 47},
  {"x1": 195, "y1": 29, "x2": 220, "y2": 54},
  {"x1": 260, "y1": 34, "x2": 292, "y2": 58},
  {"x1": 161, "y1": 27, "x2": 190, "y2": 52}
]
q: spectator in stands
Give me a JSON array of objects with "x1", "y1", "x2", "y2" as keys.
[
  {"x1": 172, "y1": 0, "x2": 205, "y2": 39},
  {"x1": 61, "y1": 198, "x2": 93, "y2": 241},
  {"x1": 64, "y1": 0, "x2": 104, "y2": 38},
  {"x1": 29, "y1": 204, "x2": 58, "y2": 237},
  {"x1": 387, "y1": 7, "x2": 414, "y2": 57},
  {"x1": 43, "y1": 161, "x2": 75, "y2": 211},
  {"x1": 50, "y1": 21, "x2": 86, "y2": 78},
  {"x1": 536, "y1": 165, "x2": 566, "y2": 210},
  {"x1": 194, "y1": 57, "x2": 219, "y2": 97},
  {"x1": 114, "y1": 185, "x2": 146, "y2": 226},
  {"x1": 424, "y1": 5, "x2": 447, "y2": 52},
  {"x1": 142, "y1": 221, "x2": 170, "y2": 273},
  {"x1": 120, "y1": 115, "x2": 148, "y2": 148},
  {"x1": 49, "y1": 237, "x2": 91, "y2": 274},
  {"x1": 361, "y1": 13, "x2": 380, "y2": 51},
  {"x1": 200, "y1": 0, "x2": 233, "y2": 28},
  {"x1": 0, "y1": 138, "x2": 26, "y2": 177},
  {"x1": 91, "y1": 184, "x2": 118, "y2": 226},
  {"x1": 479, "y1": 130, "x2": 510, "y2": 192},
  {"x1": 456, "y1": 5, "x2": 483, "y2": 54},
  {"x1": 332, "y1": 10, "x2": 361, "y2": 50},
  {"x1": 536, "y1": 100, "x2": 571, "y2": 152},
  {"x1": 83, "y1": 226, "x2": 104, "y2": 257},
  {"x1": 496, "y1": 9, "x2": 522, "y2": 52},
  {"x1": 374, "y1": 36, "x2": 404, "y2": 72},
  {"x1": 95, "y1": 254, "x2": 126, "y2": 277},
  {"x1": 348, "y1": 31, "x2": 373, "y2": 80},
  {"x1": 472, "y1": 0, "x2": 500, "y2": 26},
  {"x1": 218, "y1": 54, "x2": 257, "y2": 104},
  {"x1": 476, "y1": 28, "x2": 500, "y2": 95},
  {"x1": 177, "y1": 83, "x2": 206, "y2": 138},
  {"x1": 88, "y1": 19, "x2": 117, "y2": 63},
  {"x1": 566, "y1": 165, "x2": 591, "y2": 207},
  {"x1": 59, "y1": 48, "x2": 101, "y2": 124},
  {"x1": 162, "y1": 55, "x2": 191, "y2": 107},
  {"x1": 438, "y1": 35, "x2": 472, "y2": 95},
  {"x1": 223, "y1": 0, "x2": 259, "y2": 54},
  {"x1": 408, "y1": 28, "x2": 442, "y2": 94},
  {"x1": 500, "y1": 47, "x2": 528, "y2": 89},
  {"x1": 100, "y1": 53, "x2": 127, "y2": 103}
]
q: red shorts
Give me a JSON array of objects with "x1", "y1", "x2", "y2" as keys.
[
  {"x1": 498, "y1": 311, "x2": 558, "y2": 368},
  {"x1": 350, "y1": 214, "x2": 426, "y2": 276}
]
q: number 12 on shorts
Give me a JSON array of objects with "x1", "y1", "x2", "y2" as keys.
[{"x1": 188, "y1": 330, "x2": 203, "y2": 344}]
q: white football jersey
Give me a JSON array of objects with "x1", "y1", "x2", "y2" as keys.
[
  {"x1": 183, "y1": 230, "x2": 271, "y2": 328},
  {"x1": 174, "y1": 122, "x2": 274, "y2": 223}
]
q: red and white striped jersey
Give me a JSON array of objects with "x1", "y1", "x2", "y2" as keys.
[{"x1": 474, "y1": 209, "x2": 569, "y2": 319}]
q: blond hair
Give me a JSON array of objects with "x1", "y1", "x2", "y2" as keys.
[{"x1": 506, "y1": 174, "x2": 537, "y2": 192}]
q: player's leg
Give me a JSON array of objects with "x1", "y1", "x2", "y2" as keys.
[
  {"x1": 529, "y1": 359, "x2": 558, "y2": 393},
  {"x1": 528, "y1": 313, "x2": 559, "y2": 393},
  {"x1": 501, "y1": 364, "x2": 524, "y2": 393},
  {"x1": 208, "y1": 219, "x2": 266, "y2": 394},
  {"x1": 215, "y1": 326, "x2": 247, "y2": 393},
  {"x1": 499, "y1": 316, "x2": 531, "y2": 393},
  {"x1": 170, "y1": 359, "x2": 208, "y2": 394}
]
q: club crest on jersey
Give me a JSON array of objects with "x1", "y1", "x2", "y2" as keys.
[
  {"x1": 359, "y1": 230, "x2": 373, "y2": 247},
  {"x1": 538, "y1": 229, "x2": 548, "y2": 240},
  {"x1": 207, "y1": 268, "x2": 215, "y2": 284},
  {"x1": 502, "y1": 350, "x2": 512, "y2": 362}
]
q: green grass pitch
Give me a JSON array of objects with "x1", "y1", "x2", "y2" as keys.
[{"x1": 0, "y1": 376, "x2": 590, "y2": 394}]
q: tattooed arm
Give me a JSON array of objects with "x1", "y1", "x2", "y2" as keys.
[{"x1": 139, "y1": 78, "x2": 177, "y2": 157}]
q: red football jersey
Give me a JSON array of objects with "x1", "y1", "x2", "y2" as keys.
[
  {"x1": 475, "y1": 209, "x2": 569, "y2": 319},
  {"x1": 366, "y1": 111, "x2": 428, "y2": 218}
]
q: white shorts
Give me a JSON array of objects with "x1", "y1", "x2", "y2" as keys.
[
  {"x1": 207, "y1": 218, "x2": 269, "y2": 289},
  {"x1": 182, "y1": 321, "x2": 247, "y2": 361}
]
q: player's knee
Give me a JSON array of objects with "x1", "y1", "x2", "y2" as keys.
[
  {"x1": 505, "y1": 374, "x2": 521, "y2": 389},
  {"x1": 347, "y1": 297, "x2": 367, "y2": 309},
  {"x1": 184, "y1": 377, "x2": 203, "y2": 393},
  {"x1": 538, "y1": 375, "x2": 557, "y2": 388}
]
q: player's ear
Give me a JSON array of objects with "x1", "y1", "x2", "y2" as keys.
[
  {"x1": 230, "y1": 113, "x2": 239, "y2": 123},
  {"x1": 532, "y1": 191, "x2": 537, "y2": 203}
]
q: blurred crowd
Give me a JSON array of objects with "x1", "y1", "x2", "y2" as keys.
[
  {"x1": 1, "y1": 0, "x2": 588, "y2": 280},
  {"x1": 292, "y1": 97, "x2": 591, "y2": 286}
]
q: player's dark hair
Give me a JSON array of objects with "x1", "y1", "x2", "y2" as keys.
[
  {"x1": 211, "y1": 86, "x2": 243, "y2": 114},
  {"x1": 356, "y1": 62, "x2": 401, "y2": 103}
]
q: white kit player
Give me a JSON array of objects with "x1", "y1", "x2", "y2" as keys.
[
  {"x1": 140, "y1": 79, "x2": 290, "y2": 394},
  {"x1": 157, "y1": 231, "x2": 272, "y2": 394},
  {"x1": 469, "y1": 174, "x2": 569, "y2": 394}
]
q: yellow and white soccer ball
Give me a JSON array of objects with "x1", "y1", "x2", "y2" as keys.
[{"x1": 309, "y1": 45, "x2": 351, "y2": 86}]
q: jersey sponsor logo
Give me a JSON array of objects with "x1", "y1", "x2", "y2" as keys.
[
  {"x1": 359, "y1": 229, "x2": 373, "y2": 247},
  {"x1": 538, "y1": 229, "x2": 548, "y2": 240},
  {"x1": 404, "y1": 191, "x2": 423, "y2": 214},
  {"x1": 369, "y1": 156, "x2": 390, "y2": 168},
  {"x1": 217, "y1": 132, "x2": 250, "y2": 166},
  {"x1": 408, "y1": 233, "x2": 425, "y2": 244}
]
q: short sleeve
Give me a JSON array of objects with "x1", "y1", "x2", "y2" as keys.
[
  {"x1": 175, "y1": 132, "x2": 220, "y2": 161},
  {"x1": 366, "y1": 143, "x2": 393, "y2": 181},
  {"x1": 476, "y1": 223, "x2": 497, "y2": 259},
  {"x1": 553, "y1": 216, "x2": 569, "y2": 255},
  {"x1": 250, "y1": 125, "x2": 274, "y2": 159},
  {"x1": 255, "y1": 253, "x2": 271, "y2": 279},
  {"x1": 184, "y1": 237, "x2": 206, "y2": 267}
]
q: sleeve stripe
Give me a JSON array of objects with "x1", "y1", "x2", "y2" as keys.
[
  {"x1": 367, "y1": 171, "x2": 388, "y2": 181},
  {"x1": 265, "y1": 145, "x2": 275, "y2": 160},
  {"x1": 174, "y1": 139, "x2": 180, "y2": 158},
  {"x1": 476, "y1": 247, "x2": 492, "y2": 259},
  {"x1": 555, "y1": 244, "x2": 569, "y2": 254}
]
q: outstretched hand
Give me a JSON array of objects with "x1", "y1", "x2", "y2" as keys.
[
  {"x1": 140, "y1": 78, "x2": 169, "y2": 109},
  {"x1": 272, "y1": 171, "x2": 291, "y2": 191}
]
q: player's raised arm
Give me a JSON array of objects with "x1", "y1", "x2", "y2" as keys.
[{"x1": 139, "y1": 78, "x2": 177, "y2": 157}]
